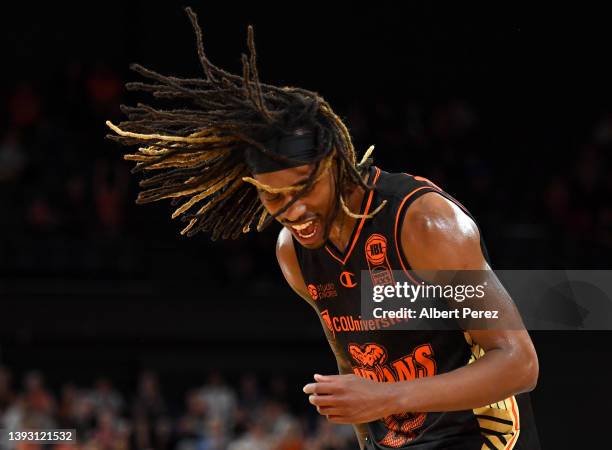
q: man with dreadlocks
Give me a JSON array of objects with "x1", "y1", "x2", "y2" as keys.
[{"x1": 107, "y1": 8, "x2": 540, "y2": 450}]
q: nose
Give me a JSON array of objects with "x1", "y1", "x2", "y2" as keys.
[{"x1": 281, "y1": 198, "x2": 307, "y2": 223}]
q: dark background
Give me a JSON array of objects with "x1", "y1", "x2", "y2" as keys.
[{"x1": 1, "y1": 2, "x2": 610, "y2": 448}]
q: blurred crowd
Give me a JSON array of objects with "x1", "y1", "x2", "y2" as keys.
[
  {"x1": 1, "y1": 62, "x2": 610, "y2": 277},
  {"x1": 0, "y1": 366, "x2": 357, "y2": 450},
  {"x1": 2, "y1": 17, "x2": 611, "y2": 450},
  {"x1": 0, "y1": 63, "x2": 610, "y2": 449}
]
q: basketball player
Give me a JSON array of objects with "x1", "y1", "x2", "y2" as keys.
[{"x1": 107, "y1": 8, "x2": 540, "y2": 449}]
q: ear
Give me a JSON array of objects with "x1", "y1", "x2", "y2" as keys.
[
  {"x1": 330, "y1": 156, "x2": 344, "y2": 196},
  {"x1": 330, "y1": 154, "x2": 341, "y2": 179}
]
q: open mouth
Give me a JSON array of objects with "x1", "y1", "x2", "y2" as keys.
[{"x1": 290, "y1": 219, "x2": 319, "y2": 240}]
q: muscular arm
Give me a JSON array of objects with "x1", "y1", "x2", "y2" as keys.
[
  {"x1": 305, "y1": 192, "x2": 538, "y2": 424},
  {"x1": 275, "y1": 228, "x2": 370, "y2": 449},
  {"x1": 389, "y1": 192, "x2": 538, "y2": 412}
]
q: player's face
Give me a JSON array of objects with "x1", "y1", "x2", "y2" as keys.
[{"x1": 253, "y1": 163, "x2": 337, "y2": 249}]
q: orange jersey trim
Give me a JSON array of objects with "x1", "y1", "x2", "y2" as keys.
[
  {"x1": 393, "y1": 185, "x2": 439, "y2": 284},
  {"x1": 325, "y1": 167, "x2": 382, "y2": 266},
  {"x1": 505, "y1": 395, "x2": 521, "y2": 449}
]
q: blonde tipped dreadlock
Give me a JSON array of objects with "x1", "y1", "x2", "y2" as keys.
[
  {"x1": 240, "y1": 156, "x2": 334, "y2": 193},
  {"x1": 106, "y1": 7, "x2": 384, "y2": 240}
]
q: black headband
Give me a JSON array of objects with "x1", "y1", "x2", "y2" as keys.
[{"x1": 245, "y1": 130, "x2": 318, "y2": 174}]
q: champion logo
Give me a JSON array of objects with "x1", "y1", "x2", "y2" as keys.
[{"x1": 339, "y1": 271, "x2": 357, "y2": 288}]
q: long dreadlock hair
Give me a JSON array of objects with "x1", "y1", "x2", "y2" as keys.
[{"x1": 106, "y1": 7, "x2": 386, "y2": 241}]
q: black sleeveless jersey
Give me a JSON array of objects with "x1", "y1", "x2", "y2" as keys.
[{"x1": 293, "y1": 165, "x2": 540, "y2": 450}]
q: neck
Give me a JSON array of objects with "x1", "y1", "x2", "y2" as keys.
[{"x1": 327, "y1": 181, "x2": 367, "y2": 253}]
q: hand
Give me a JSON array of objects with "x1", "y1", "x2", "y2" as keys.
[{"x1": 303, "y1": 373, "x2": 396, "y2": 424}]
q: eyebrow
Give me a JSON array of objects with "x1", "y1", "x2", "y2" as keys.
[{"x1": 288, "y1": 176, "x2": 310, "y2": 187}]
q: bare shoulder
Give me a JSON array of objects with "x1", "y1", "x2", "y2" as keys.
[
  {"x1": 276, "y1": 226, "x2": 297, "y2": 268},
  {"x1": 401, "y1": 191, "x2": 487, "y2": 271},
  {"x1": 276, "y1": 227, "x2": 310, "y2": 300}
]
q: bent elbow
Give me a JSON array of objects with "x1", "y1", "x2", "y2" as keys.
[{"x1": 519, "y1": 350, "x2": 539, "y2": 393}]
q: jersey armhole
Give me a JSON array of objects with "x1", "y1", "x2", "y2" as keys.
[
  {"x1": 393, "y1": 186, "x2": 440, "y2": 283},
  {"x1": 394, "y1": 187, "x2": 492, "y2": 281}
]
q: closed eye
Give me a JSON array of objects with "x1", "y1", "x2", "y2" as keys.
[
  {"x1": 259, "y1": 180, "x2": 314, "y2": 202},
  {"x1": 264, "y1": 193, "x2": 282, "y2": 202}
]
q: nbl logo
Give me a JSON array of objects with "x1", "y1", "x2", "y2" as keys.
[
  {"x1": 365, "y1": 233, "x2": 395, "y2": 286},
  {"x1": 366, "y1": 235, "x2": 387, "y2": 265}
]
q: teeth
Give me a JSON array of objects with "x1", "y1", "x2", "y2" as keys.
[
  {"x1": 291, "y1": 220, "x2": 312, "y2": 231},
  {"x1": 300, "y1": 228, "x2": 316, "y2": 238},
  {"x1": 291, "y1": 220, "x2": 317, "y2": 239}
]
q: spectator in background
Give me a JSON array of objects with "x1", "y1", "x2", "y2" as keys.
[
  {"x1": 274, "y1": 421, "x2": 305, "y2": 450},
  {"x1": 71, "y1": 391, "x2": 96, "y2": 441},
  {"x1": 154, "y1": 416, "x2": 174, "y2": 450},
  {"x1": 176, "y1": 389, "x2": 208, "y2": 450},
  {"x1": 268, "y1": 376, "x2": 288, "y2": 404},
  {"x1": 132, "y1": 370, "x2": 167, "y2": 423},
  {"x1": 21, "y1": 371, "x2": 55, "y2": 430},
  {"x1": 0, "y1": 366, "x2": 16, "y2": 416},
  {"x1": 131, "y1": 415, "x2": 175, "y2": 450},
  {"x1": 227, "y1": 419, "x2": 270, "y2": 450},
  {"x1": 131, "y1": 370, "x2": 169, "y2": 450},
  {"x1": 56, "y1": 383, "x2": 79, "y2": 429},
  {"x1": 306, "y1": 418, "x2": 355, "y2": 450},
  {"x1": 234, "y1": 373, "x2": 262, "y2": 435},
  {"x1": 1, "y1": 395, "x2": 25, "y2": 436},
  {"x1": 89, "y1": 408, "x2": 129, "y2": 450},
  {"x1": 237, "y1": 373, "x2": 262, "y2": 411},
  {"x1": 198, "y1": 372, "x2": 236, "y2": 434},
  {"x1": 199, "y1": 418, "x2": 228, "y2": 450},
  {"x1": 0, "y1": 364, "x2": 364, "y2": 450},
  {"x1": 260, "y1": 400, "x2": 294, "y2": 441},
  {"x1": 131, "y1": 414, "x2": 153, "y2": 450},
  {"x1": 90, "y1": 377, "x2": 123, "y2": 415}
]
